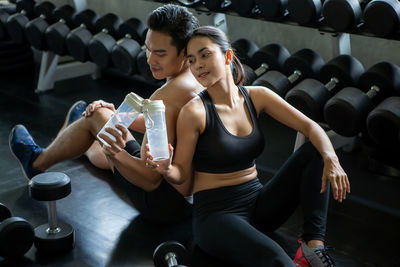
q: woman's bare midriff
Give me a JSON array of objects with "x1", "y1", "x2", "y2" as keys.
[{"x1": 193, "y1": 165, "x2": 258, "y2": 193}]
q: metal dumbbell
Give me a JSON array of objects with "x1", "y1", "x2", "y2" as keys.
[
  {"x1": 363, "y1": 0, "x2": 400, "y2": 37},
  {"x1": 324, "y1": 61, "x2": 400, "y2": 137},
  {"x1": 44, "y1": 4, "x2": 77, "y2": 55},
  {"x1": 285, "y1": 54, "x2": 364, "y2": 121},
  {"x1": 367, "y1": 96, "x2": 400, "y2": 149},
  {"x1": 29, "y1": 172, "x2": 75, "y2": 253},
  {"x1": 5, "y1": 0, "x2": 47, "y2": 44},
  {"x1": 322, "y1": 0, "x2": 370, "y2": 32},
  {"x1": 0, "y1": 203, "x2": 34, "y2": 259},
  {"x1": 153, "y1": 241, "x2": 190, "y2": 267},
  {"x1": 110, "y1": 17, "x2": 147, "y2": 75},
  {"x1": 253, "y1": 48, "x2": 325, "y2": 97},
  {"x1": 232, "y1": 39, "x2": 290, "y2": 85}
]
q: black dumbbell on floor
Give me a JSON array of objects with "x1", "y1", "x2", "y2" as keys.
[
  {"x1": 109, "y1": 17, "x2": 147, "y2": 75},
  {"x1": 0, "y1": 202, "x2": 34, "y2": 259},
  {"x1": 253, "y1": 48, "x2": 325, "y2": 97},
  {"x1": 153, "y1": 241, "x2": 191, "y2": 267},
  {"x1": 324, "y1": 61, "x2": 400, "y2": 137},
  {"x1": 363, "y1": 0, "x2": 400, "y2": 37},
  {"x1": 29, "y1": 172, "x2": 74, "y2": 253},
  {"x1": 285, "y1": 54, "x2": 365, "y2": 121}
]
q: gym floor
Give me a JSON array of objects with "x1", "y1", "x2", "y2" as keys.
[{"x1": 0, "y1": 66, "x2": 399, "y2": 267}]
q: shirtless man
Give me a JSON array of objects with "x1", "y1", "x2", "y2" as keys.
[{"x1": 9, "y1": 4, "x2": 203, "y2": 223}]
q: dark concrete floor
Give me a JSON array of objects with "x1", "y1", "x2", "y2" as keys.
[{"x1": 0, "y1": 66, "x2": 399, "y2": 267}]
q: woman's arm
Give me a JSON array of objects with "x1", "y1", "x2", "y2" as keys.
[
  {"x1": 146, "y1": 100, "x2": 204, "y2": 185},
  {"x1": 250, "y1": 86, "x2": 350, "y2": 202}
]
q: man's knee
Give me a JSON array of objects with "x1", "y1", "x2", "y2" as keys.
[{"x1": 87, "y1": 108, "x2": 114, "y2": 134}]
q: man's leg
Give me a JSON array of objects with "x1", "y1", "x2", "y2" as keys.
[
  {"x1": 10, "y1": 107, "x2": 114, "y2": 179},
  {"x1": 56, "y1": 101, "x2": 111, "y2": 171},
  {"x1": 33, "y1": 108, "x2": 114, "y2": 171},
  {"x1": 83, "y1": 141, "x2": 110, "y2": 170}
]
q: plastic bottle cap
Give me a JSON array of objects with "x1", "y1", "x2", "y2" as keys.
[
  {"x1": 142, "y1": 100, "x2": 165, "y2": 112},
  {"x1": 125, "y1": 92, "x2": 144, "y2": 112}
]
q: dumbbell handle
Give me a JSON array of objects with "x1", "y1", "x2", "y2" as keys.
[
  {"x1": 366, "y1": 85, "x2": 380, "y2": 99},
  {"x1": 254, "y1": 63, "x2": 269, "y2": 76},
  {"x1": 288, "y1": 70, "x2": 302, "y2": 83},
  {"x1": 47, "y1": 201, "x2": 60, "y2": 234},
  {"x1": 166, "y1": 252, "x2": 178, "y2": 267},
  {"x1": 325, "y1": 77, "x2": 339, "y2": 91}
]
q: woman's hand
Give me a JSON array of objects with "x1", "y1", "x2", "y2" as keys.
[
  {"x1": 321, "y1": 156, "x2": 350, "y2": 203},
  {"x1": 83, "y1": 100, "x2": 115, "y2": 117},
  {"x1": 98, "y1": 124, "x2": 128, "y2": 157},
  {"x1": 145, "y1": 144, "x2": 174, "y2": 176}
]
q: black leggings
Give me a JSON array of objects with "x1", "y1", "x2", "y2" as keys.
[
  {"x1": 113, "y1": 140, "x2": 192, "y2": 224},
  {"x1": 193, "y1": 142, "x2": 329, "y2": 267}
]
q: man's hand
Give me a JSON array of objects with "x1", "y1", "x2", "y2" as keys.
[
  {"x1": 98, "y1": 124, "x2": 129, "y2": 157},
  {"x1": 83, "y1": 100, "x2": 115, "y2": 117}
]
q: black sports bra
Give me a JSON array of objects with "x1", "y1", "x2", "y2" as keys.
[{"x1": 193, "y1": 86, "x2": 265, "y2": 173}]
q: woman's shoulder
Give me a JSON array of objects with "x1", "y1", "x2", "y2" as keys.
[
  {"x1": 177, "y1": 95, "x2": 205, "y2": 128},
  {"x1": 182, "y1": 95, "x2": 204, "y2": 114},
  {"x1": 242, "y1": 85, "x2": 273, "y2": 98}
]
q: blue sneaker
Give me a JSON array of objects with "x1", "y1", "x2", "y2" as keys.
[
  {"x1": 60, "y1": 100, "x2": 87, "y2": 132},
  {"x1": 9, "y1": 125, "x2": 44, "y2": 181}
]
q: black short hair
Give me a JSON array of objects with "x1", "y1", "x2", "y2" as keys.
[{"x1": 147, "y1": 4, "x2": 200, "y2": 54}]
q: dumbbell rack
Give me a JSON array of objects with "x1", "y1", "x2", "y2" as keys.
[
  {"x1": 36, "y1": 50, "x2": 99, "y2": 93},
  {"x1": 289, "y1": 30, "x2": 356, "y2": 151},
  {"x1": 293, "y1": 32, "x2": 355, "y2": 152},
  {"x1": 35, "y1": 0, "x2": 100, "y2": 93}
]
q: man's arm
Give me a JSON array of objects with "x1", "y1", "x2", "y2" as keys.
[
  {"x1": 129, "y1": 114, "x2": 145, "y2": 134},
  {"x1": 110, "y1": 137, "x2": 163, "y2": 192}
]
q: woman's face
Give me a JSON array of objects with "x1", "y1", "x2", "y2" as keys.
[{"x1": 186, "y1": 36, "x2": 228, "y2": 88}]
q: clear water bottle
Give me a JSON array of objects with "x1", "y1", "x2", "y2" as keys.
[
  {"x1": 97, "y1": 92, "x2": 143, "y2": 146},
  {"x1": 143, "y1": 99, "x2": 169, "y2": 161}
]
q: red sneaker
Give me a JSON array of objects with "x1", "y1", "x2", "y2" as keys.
[
  {"x1": 293, "y1": 239, "x2": 335, "y2": 267},
  {"x1": 293, "y1": 239, "x2": 310, "y2": 266}
]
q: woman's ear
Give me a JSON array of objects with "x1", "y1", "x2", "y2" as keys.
[{"x1": 225, "y1": 49, "x2": 233, "y2": 65}]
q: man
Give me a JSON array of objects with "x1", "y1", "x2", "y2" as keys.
[{"x1": 9, "y1": 4, "x2": 203, "y2": 223}]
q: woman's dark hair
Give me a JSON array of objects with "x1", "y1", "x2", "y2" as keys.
[
  {"x1": 147, "y1": 4, "x2": 200, "y2": 55},
  {"x1": 187, "y1": 26, "x2": 245, "y2": 86}
]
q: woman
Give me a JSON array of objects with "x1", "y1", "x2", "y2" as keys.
[{"x1": 146, "y1": 26, "x2": 350, "y2": 267}]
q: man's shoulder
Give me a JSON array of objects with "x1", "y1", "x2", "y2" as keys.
[{"x1": 165, "y1": 76, "x2": 195, "y2": 92}]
